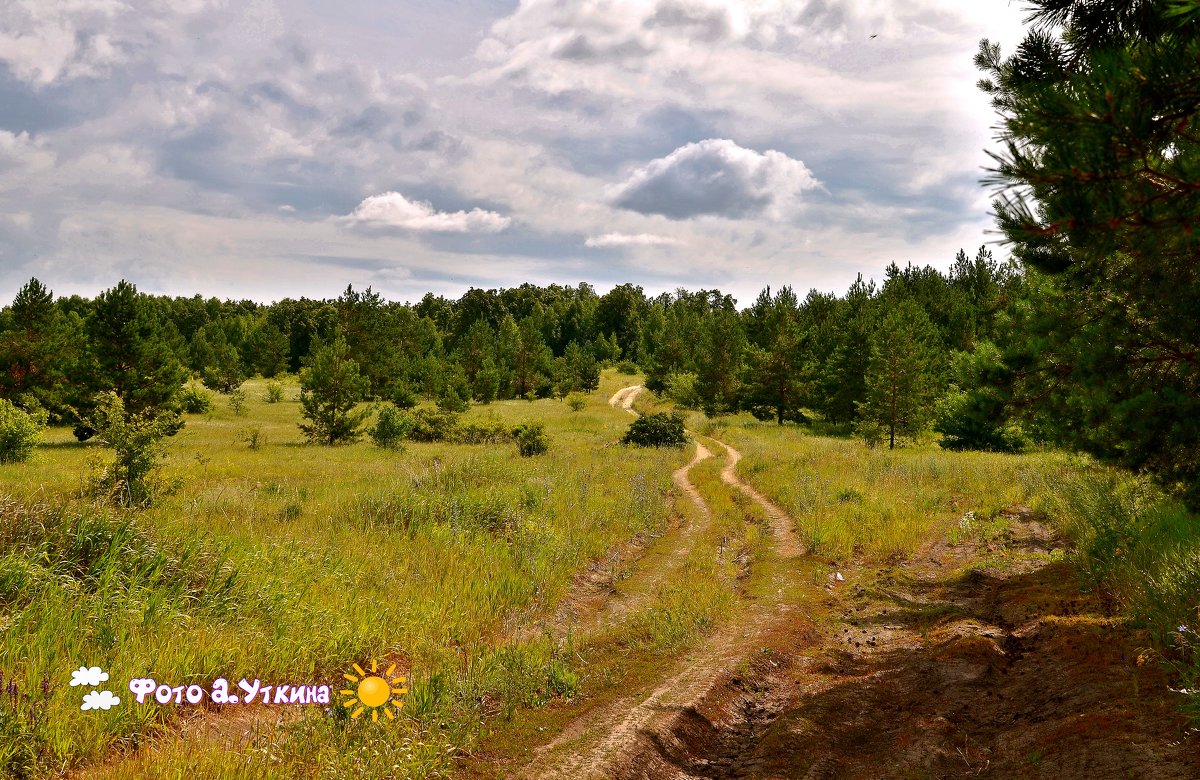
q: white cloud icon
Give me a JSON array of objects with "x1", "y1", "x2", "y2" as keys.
[
  {"x1": 70, "y1": 666, "x2": 109, "y2": 687},
  {"x1": 81, "y1": 690, "x2": 121, "y2": 711}
]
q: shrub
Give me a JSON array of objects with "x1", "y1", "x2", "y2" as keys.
[
  {"x1": 855, "y1": 418, "x2": 886, "y2": 449},
  {"x1": 622, "y1": 412, "x2": 686, "y2": 447},
  {"x1": 437, "y1": 388, "x2": 470, "y2": 413},
  {"x1": 87, "y1": 391, "x2": 180, "y2": 507},
  {"x1": 664, "y1": 372, "x2": 701, "y2": 409},
  {"x1": 453, "y1": 416, "x2": 513, "y2": 445},
  {"x1": 179, "y1": 385, "x2": 213, "y2": 414},
  {"x1": 473, "y1": 366, "x2": 500, "y2": 404},
  {"x1": 228, "y1": 388, "x2": 248, "y2": 416},
  {"x1": 514, "y1": 422, "x2": 549, "y2": 457},
  {"x1": 616, "y1": 360, "x2": 639, "y2": 375},
  {"x1": 566, "y1": 392, "x2": 587, "y2": 412},
  {"x1": 0, "y1": 398, "x2": 43, "y2": 463},
  {"x1": 407, "y1": 408, "x2": 460, "y2": 442},
  {"x1": 263, "y1": 381, "x2": 284, "y2": 404},
  {"x1": 391, "y1": 382, "x2": 418, "y2": 409},
  {"x1": 240, "y1": 425, "x2": 263, "y2": 450},
  {"x1": 934, "y1": 383, "x2": 1027, "y2": 453},
  {"x1": 371, "y1": 405, "x2": 412, "y2": 449}
]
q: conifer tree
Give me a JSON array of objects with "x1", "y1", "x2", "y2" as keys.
[
  {"x1": 858, "y1": 299, "x2": 940, "y2": 449},
  {"x1": 0, "y1": 278, "x2": 77, "y2": 418},
  {"x1": 298, "y1": 337, "x2": 370, "y2": 445},
  {"x1": 976, "y1": 0, "x2": 1200, "y2": 507},
  {"x1": 79, "y1": 280, "x2": 186, "y2": 438},
  {"x1": 742, "y1": 318, "x2": 812, "y2": 425}
]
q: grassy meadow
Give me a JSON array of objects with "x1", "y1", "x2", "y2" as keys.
[
  {"x1": 3, "y1": 375, "x2": 1198, "y2": 778},
  {"x1": 0, "y1": 371, "x2": 687, "y2": 778}
]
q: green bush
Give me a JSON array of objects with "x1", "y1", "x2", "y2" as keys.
[
  {"x1": 228, "y1": 387, "x2": 248, "y2": 416},
  {"x1": 453, "y1": 416, "x2": 513, "y2": 445},
  {"x1": 566, "y1": 392, "x2": 587, "y2": 412},
  {"x1": 0, "y1": 398, "x2": 43, "y2": 463},
  {"x1": 664, "y1": 372, "x2": 701, "y2": 409},
  {"x1": 178, "y1": 385, "x2": 213, "y2": 414},
  {"x1": 87, "y1": 392, "x2": 181, "y2": 507},
  {"x1": 616, "y1": 360, "x2": 639, "y2": 375},
  {"x1": 514, "y1": 422, "x2": 549, "y2": 457},
  {"x1": 371, "y1": 405, "x2": 412, "y2": 449},
  {"x1": 391, "y1": 382, "x2": 418, "y2": 409},
  {"x1": 263, "y1": 381, "x2": 285, "y2": 404},
  {"x1": 437, "y1": 388, "x2": 470, "y2": 413},
  {"x1": 407, "y1": 408, "x2": 461, "y2": 442},
  {"x1": 240, "y1": 425, "x2": 263, "y2": 450},
  {"x1": 622, "y1": 412, "x2": 687, "y2": 447}
]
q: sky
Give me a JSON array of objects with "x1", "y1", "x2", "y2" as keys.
[{"x1": 0, "y1": 0, "x2": 1032, "y2": 306}]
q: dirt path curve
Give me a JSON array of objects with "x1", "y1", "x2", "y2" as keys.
[
  {"x1": 509, "y1": 387, "x2": 716, "y2": 644},
  {"x1": 517, "y1": 390, "x2": 806, "y2": 780},
  {"x1": 706, "y1": 437, "x2": 803, "y2": 558},
  {"x1": 610, "y1": 385, "x2": 711, "y2": 520}
]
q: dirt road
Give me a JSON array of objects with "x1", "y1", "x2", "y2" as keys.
[{"x1": 513, "y1": 389, "x2": 1200, "y2": 780}]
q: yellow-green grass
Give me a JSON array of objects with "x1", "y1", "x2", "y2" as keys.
[
  {"x1": 691, "y1": 415, "x2": 1078, "y2": 564},
  {"x1": 0, "y1": 371, "x2": 685, "y2": 778}
]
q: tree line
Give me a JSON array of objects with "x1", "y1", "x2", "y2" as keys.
[{"x1": 0, "y1": 245, "x2": 1019, "y2": 443}]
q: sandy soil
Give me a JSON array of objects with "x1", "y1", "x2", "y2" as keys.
[{"x1": 514, "y1": 393, "x2": 1200, "y2": 780}]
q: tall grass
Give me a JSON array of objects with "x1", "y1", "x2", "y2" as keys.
[
  {"x1": 0, "y1": 372, "x2": 682, "y2": 778},
  {"x1": 698, "y1": 416, "x2": 1065, "y2": 562},
  {"x1": 1034, "y1": 467, "x2": 1200, "y2": 724}
]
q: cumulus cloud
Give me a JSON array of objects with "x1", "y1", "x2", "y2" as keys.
[
  {"x1": 585, "y1": 232, "x2": 681, "y2": 247},
  {"x1": 609, "y1": 139, "x2": 820, "y2": 220},
  {"x1": 80, "y1": 690, "x2": 121, "y2": 710},
  {"x1": 341, "y1": 191, "x2": 511, "y2": 233},
  {"x1": 69, "y1": 666, "x2": 109, "y2": 687}
]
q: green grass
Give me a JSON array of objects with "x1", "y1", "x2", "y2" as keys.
[
  {"x1": 691, "y1": 415, "x2": 1072, "y2": 562},
  {"x1": 0, "y1": 371, "x2": 685, "y2": 778},
  {"x1": 7, "y1": 377, "x2": 1198, "y2": 777}
]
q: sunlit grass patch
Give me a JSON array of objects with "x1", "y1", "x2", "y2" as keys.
[
  {"x1": 0, "y1": 372, "x2": 686, "y2": 777},
  {"x1": 704, "y1": 417, "x2": 1068, "y2": 562}
]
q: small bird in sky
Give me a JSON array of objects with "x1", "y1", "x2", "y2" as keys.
[{"x1": 870, "y1": 34, "x2": 878, "y2": 39}]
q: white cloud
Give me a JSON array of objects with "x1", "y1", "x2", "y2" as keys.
[
  {"x1": 69, "y1": 666, "x2": 109, "y2": 687},
  {"x1": 585, "y1": 232, "x2": 681, "y2": 247},
  {"x1": 341, "y1": 191, "x2": 511, "y2": 233},
  {"x1": 0, "y1": 0, "x2": 159, "y2": 86},
  {"x1": 80, "y1": 689, "x2": 121, "y2": 710},
  {"x1": 609, "y1": 139, "x2": 820, "y2": 220}
]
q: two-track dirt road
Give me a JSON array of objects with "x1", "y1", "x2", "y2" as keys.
[{"x1": 513, "y1": 386, "x2": 1200, "y2": 780}]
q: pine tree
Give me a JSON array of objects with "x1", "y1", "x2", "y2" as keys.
[
  {"x1": 696, "y1": 303, "x2": 745, "y2": 415},
  {"x1": 81, "y1": 280, "x2": 186, "y2": 437},
  {"x1": 742, "y1": 318, "x2": 812, "y2": 425},
  {"x1": 298, "y1": 337, "x2": 371, "y2": 445},
  {"x1": 858, "y1": 300, "x2": 940, "y2": 449},
  {"x1": 0, "y1": 278, "x2": 77, "y2": 419},
  {"x1": 976, "y1": 1, "x2": 1200, "y2": 507}
]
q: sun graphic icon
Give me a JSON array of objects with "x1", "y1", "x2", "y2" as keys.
[{"x1": 341, "y1": 659, "x2": 407, "y2": 722}]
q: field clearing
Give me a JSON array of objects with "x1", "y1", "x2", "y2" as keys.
[
  {"x1": 691, "y1": 415, "x2": 1076, "y2": 563},
  {"x1": 0, "y1": 371, "x2": 687, "y2": 778},
  {"x1": 5, "y1": 378, "x2": 1197, "y2": 779}
]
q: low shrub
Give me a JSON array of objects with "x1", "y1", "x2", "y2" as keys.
[
  {"x1": 438, "y1": 389, "x2": 470, "y2": 413},
  {"x1": 178, "y1": 385, "x2": 213, "y2": 414},
  {"x1": 453, "y1": 417, "x2": 513, "y2": 445},
  {"x1": 622, "y1": 412, "x2": 687, "y2": 447},
  {"x1": 228, "y1": 388, "x2": 248, "y2": 416},
  {"x1": 391, "y1": 382, "x2": 418, "y2": 409},
  {"x1": 371, "y1": 405, "x2": 412, "y2": 449},
  {"x1": 263, "y1": 381, "x2": 285, "y2": 404},
  {"x1": 616, "y1": 360, "x2": 639, "y2": 375},
  {"x1": 408, "y1": 408, "x2": 461, "y2": 442},
  {"x1": 514, "y1": 422, "x2": 549, "y2": 456},
  {"x1": 0, "y1": 398, "x2": 43, "y2": 464},
  {"x1": 566, "y1": 392, "x2": 587, "y2": 412}
]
